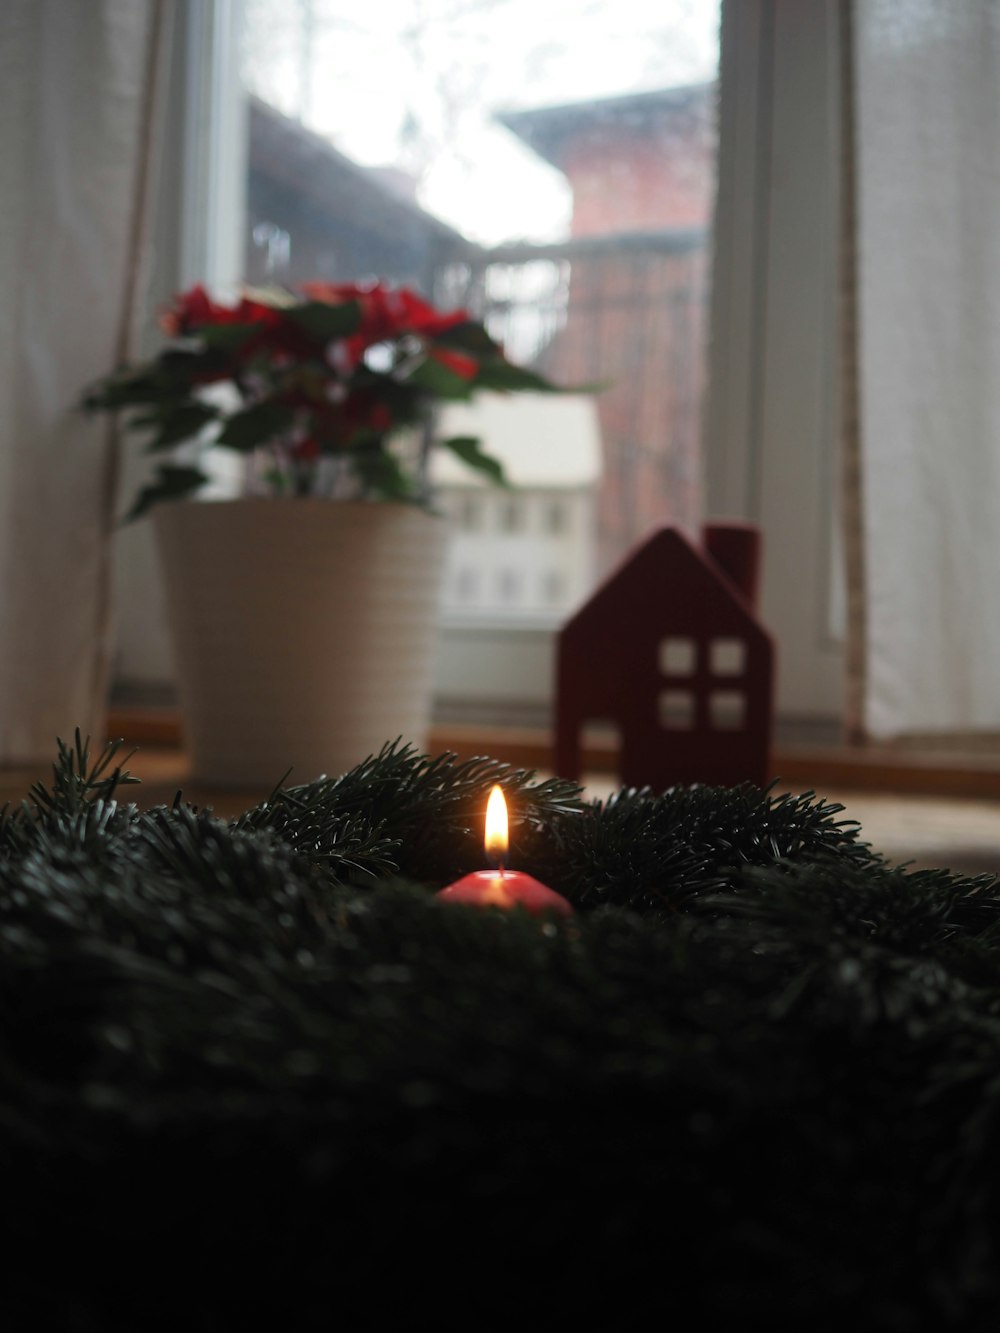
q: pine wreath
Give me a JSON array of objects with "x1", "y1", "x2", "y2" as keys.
[{"x1": 1, "y1": 733, "x2": 998, "y2": 1329}]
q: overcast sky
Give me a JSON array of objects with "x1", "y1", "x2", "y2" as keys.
[{"x1": 243, "y1": 0, "x2": 720, "y2": 243}]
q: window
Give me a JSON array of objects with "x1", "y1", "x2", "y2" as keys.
[
  {"x1": 710, "y1": 637, "x2": 746, "y2": 677},
  {"x1": 500, "y1": 498, "x2": 524, "y2": 534},
  {"x1": 707, "y1": 0, "x2": 844, "y2": 726},
  {"x1": 237, "y1": 1, "x2": 721, "y2": 726},
  {"x1": 457, "y1": 495, "x2": 482, "y2": 532},
  {"x1": 543, "y1": 570, "x2": 565, "y2": 604},
  {"x1": 497, "y1": 568, "x2": 522, "y2": 604},
  {"x1": 659, "y1": 636, "x2": 696, "y2": 676},
  {"x1": 109, "y1": 2, "x2": 723, "y2": 729},
  {"x1": 545, "y1": 499, "x2": 569, "y2": 536},
  {"x1": 659, "y1": 690, "x2": 695, "y2": 730},
  {"x1": 455, "y1": 567, "x2": 479, "y2": 602},
  {"x1": 709, "y1": 690, "x2": 746, "y2": 731}
]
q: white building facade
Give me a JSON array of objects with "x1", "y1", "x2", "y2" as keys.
[{"x1": 430, "y1": 393, "x2": 602, "y2": 722}]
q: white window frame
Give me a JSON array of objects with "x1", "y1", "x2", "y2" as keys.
[
  {"x1": 706, "y1": 0, "x2": 844, "y2": 728},
  {"x1": 115, "y1": 0, "x2": 846, "y2": 734}
]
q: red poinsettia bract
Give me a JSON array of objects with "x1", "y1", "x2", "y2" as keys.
[{"x1": 84, "y1": 275, "x2": 563, "y2": 515}]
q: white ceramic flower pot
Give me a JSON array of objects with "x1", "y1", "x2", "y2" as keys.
[{"x1": 154, "y1": 499, "x2": 448, "y2": 788}]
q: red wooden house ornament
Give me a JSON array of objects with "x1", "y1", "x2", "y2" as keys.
[{"x1": 554, "y1": 522, "x2": 775, "y2": 790}]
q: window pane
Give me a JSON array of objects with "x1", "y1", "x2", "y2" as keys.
[
  {"x1": 241, "y1": 0, "x2": 719, "y2": 722},
  {"x1": 500, "y1": 498, "x2": 523, "y2": 533}
]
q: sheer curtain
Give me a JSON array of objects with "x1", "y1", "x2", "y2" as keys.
[
  {"x1": 0, "y1": 0, "x2": 166, "y2": 763},
  {"x1": 847, "y1": 0, "x2": 1000, "y2": 740}
]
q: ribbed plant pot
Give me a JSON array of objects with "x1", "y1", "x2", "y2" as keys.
[{"x1": 154, "y1": 499, "x2": 448, "y2": 788}]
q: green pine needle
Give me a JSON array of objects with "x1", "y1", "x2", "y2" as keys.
[{"x1": 2, "y1": 733, "x2": 1000, "y2": 1326}]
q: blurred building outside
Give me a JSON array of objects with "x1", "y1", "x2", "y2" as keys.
[
  {"x1": 495, "y1": 83, "x2": 713, "y2": 570},
  {"x1": 109, "y1": 74, "x2": 716, "y2": 725},
  {"x1": 242, "y1": 88, "x2": 714, "y2": 723}
]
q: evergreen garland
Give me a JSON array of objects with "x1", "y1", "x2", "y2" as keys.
[{"x1": 1, "y1": 734, "x2": 999, "y2": 1328}]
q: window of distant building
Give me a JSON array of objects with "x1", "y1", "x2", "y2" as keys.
[
  {"x1": 455, "y1": 567, "x2": 479, "y2": 602},
  {"x1": 500, "y1": 497, "x2": 523, "y2": 534},
  {"x1": 497, "y1": 568, "x2": 522, "y2": 604},
  {"x1": 543, "y1": 569, "x2": 565, "y2": 604},
  {"x1": 458, "y1": 495, "x2": 482, "y2": 532},
  {"x1": 545, "y1": 499, "x2": 568, "y2": 536}
]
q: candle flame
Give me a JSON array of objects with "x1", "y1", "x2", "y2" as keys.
[{"x1": 484, "y1": 785, "x2": 508, "y2": 864}]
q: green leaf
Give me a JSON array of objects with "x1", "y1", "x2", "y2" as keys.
[
  {"x1": 142, "y1": 402, "x2": 221, "y2": 452},
  {"x1": 198, "y1": 322, "x2": 263, "y2": 353},
  {"x1": 405, "y1": 357, "x2": 477, "y2": 400},
  {"x1": 124, "y1": 464, "x2": 209, "y2": 523},
  {"x1": 284, "y1": 300, "x2": 362, "y2": 341},
  {"x1": 81, "y1": 351, "x2": 230, "y2": 412},
  {"x1": 215, "y1": 400, "x2": 296, "y2": 452},
  {"x1": 261, "y1": 467, "x2": 292, "y2": 495},
  {"x1": 352, "y1": 444, "x2": 420, "y2": 503},
  {"x1": 431, "y1": 321, "x2": 502, "y2": 355},
  {"x1": 440, "y1": 435, "x2": 510, "y2": 488},
  {"x1": 470, "y1": 358, "x2": 564, "y2": 393}
]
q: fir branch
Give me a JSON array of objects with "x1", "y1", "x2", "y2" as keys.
[
  {"x1": 526, "y1": 781, "x2": 873, "y2": 915},
  {"x1": 1, "y1": 733, "x2": 142, "y2": 863},
  {"x1": 235, "y1": 739, "x2": 584, "y2": 886},
  {"x1": 0, "y1": 737, "x2": 999, "y2": 1325},
  {"x1": 26, "y1": 730, "x2": 141, "y2": 818}
]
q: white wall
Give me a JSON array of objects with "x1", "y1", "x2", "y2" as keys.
[
  {"x1": 112, "y1": 0, "x2": 247, "y2": 696},
  {"x1": 439, "y1": 486, "x2": 596, "y2": 622}
]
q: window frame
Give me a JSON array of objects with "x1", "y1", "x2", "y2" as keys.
[
  {"x1": 115, "y1": 0, "x2": 847, "y2": 736},
  {"x1": 706, "y1": 0, "x2": 844, "y2": 726}
]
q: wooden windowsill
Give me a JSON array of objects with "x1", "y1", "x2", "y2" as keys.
[{"x1": 93, "y1": 707, "x2": 1000, "y2": 802}]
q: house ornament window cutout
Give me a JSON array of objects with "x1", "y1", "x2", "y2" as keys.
[{"x1": 554, "y1": 522, "x2": 775, "y2": 790}]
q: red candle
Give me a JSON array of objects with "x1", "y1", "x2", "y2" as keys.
[{"x1": 437, "y1": 785, "x2": 573, "y2": 918}]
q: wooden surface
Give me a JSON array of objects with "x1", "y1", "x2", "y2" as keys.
[
  {"x1": 10, "y1": 711, "x2": 1000, "y2": 805},
  {"x1": 3, "y1": 716, "x2": 1000, "y2": 875},
  {"x1": 95, "y1": 709, "x2": 1000, "y2": 800}
]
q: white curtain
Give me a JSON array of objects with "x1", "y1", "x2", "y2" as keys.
[
  {"x1": 0, "y1": 0, "x2": 164, "y2": 763},
  {"x1": 852, "y1": 0, "x2": 1000, "y2": 738}
]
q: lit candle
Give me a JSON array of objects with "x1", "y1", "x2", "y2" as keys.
[{"x1": 437, "y1": 785, "x2": 573, "y2": 917}]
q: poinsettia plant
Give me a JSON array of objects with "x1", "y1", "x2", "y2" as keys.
[{"x1": 83, "y1": 281, "x2": 562, "y2": 519}]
